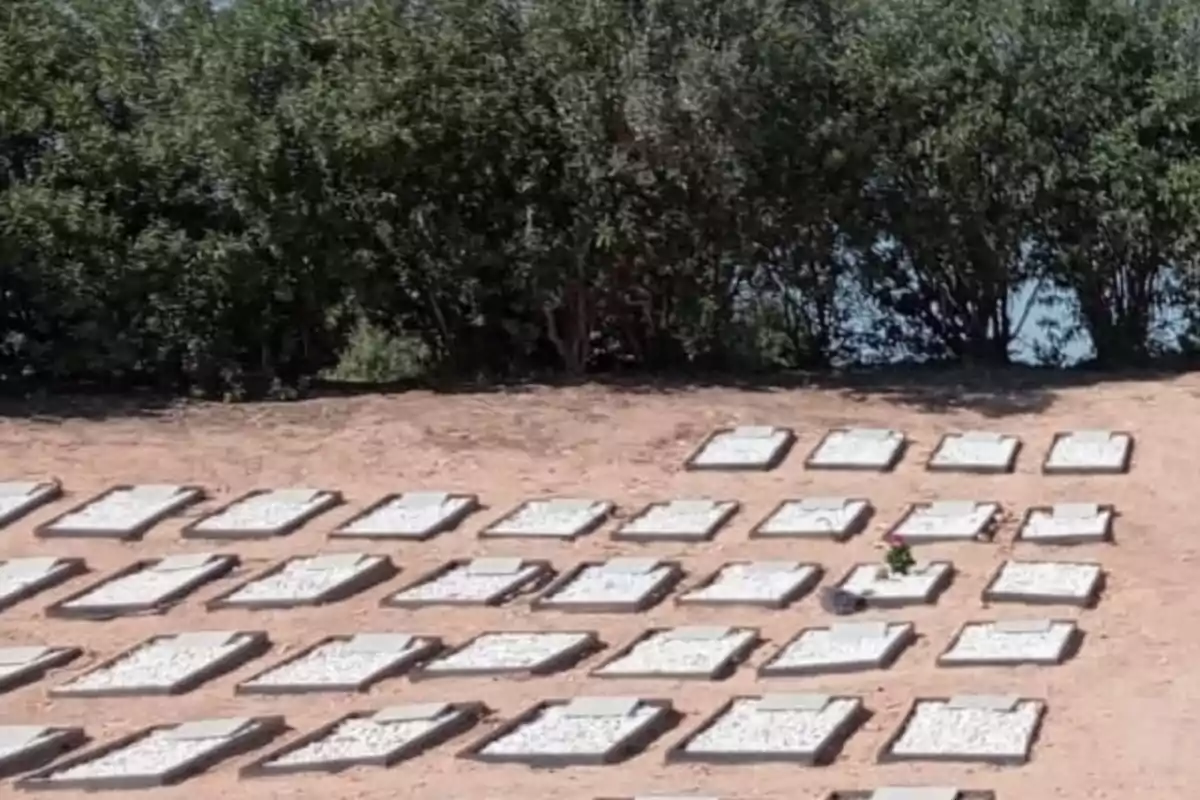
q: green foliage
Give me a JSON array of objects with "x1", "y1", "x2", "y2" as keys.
[{"x1": 4, "y1": 0, "x2": 1200, "y2": 396}]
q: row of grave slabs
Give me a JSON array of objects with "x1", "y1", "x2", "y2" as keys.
[
  {"x1": 0, "y1": 482, "x2": 1123, "y2": 547},
  {"x1": 0, "y1": 692, "x2": 1045, "y2": 791},
  {"x1": 0, "y1": 426, "x2": 1133, "y2": 541},
  {"x1": 0, "y1": 551, "x2": 1107, "y2": 620},
  {"x1": 0, "y1": 615, "x2": 1083, "y2": 700}
]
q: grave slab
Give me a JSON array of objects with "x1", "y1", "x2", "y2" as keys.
[
  {"x1": 16, "y1": 716, "x2": 285, "y2": 791},
  {"x1": 676, "y1": 561, "x2": 822, "y2": 609},
  {"x1": 331, "y1": 492, "x2": 480, "y2": 541},
  {"x1": 481, "y1": 498, "x2": 614, "y2": 540},
  {"x1": 758, "y1": 622, "x2": 915, "y2": 677},
  {"x1": 0, "y1": 645, "x2": 82, "y2": 695},
  {"x1": 381, "y1": 558, "x2": 554, "y2": 609},
  {"x1": 1016, "y1": 504, "x2": 1115, "y2": 545},
  {"x1": 0, "y1": 481, "x2": 62, "y2": 530},
  {"x1": 592, "y1": 626, "x2": 760, "y2": 681},
  {"x1": 926, "y1": 432, "x2": 1021, "y2": 474},
  {"x1": 36, "y1": 485, "x2": 205, "y2": 541},
  {"x1": 982, "y1": 560, "x2": 1103, "y2": 607},
  {"x1": 826, "y1": 790, "x2": 996, "y2": 800},
  {"x1": 532, "y1": 559, "x2": 684, "y2": 613},
  {"x1": 206, "y1": 553, "x2": 396, "y2": 610},
  {"x1": 411, "y1": 631, "x2": 600, "y2": 679},
  {"x1": 750, "y1": 498, "x2": 873, "y2": 542},
  {"x1": 242, "y1": 703, "x2": 485, "y2": 777},
  {"x1": 805, "y1": 428, "x2": 906, "y2": 472},
  {"x1": 613, "y1": 499, "x2": 739, "y2": 543},
  {"x1": 0, "y1": 556, "x2": 88, "y2": 613},
  {"x1": 47, "y1": 554, "x2": 238, "y2": 620},
  {"x1": 888, "y1": 501, "x2": 1000, "y2": 543},
  {"x1": 1042, "y1": 430, "x2": 1134, "y2": 475},
  {"x1": 0, "y1": 725, "x2": 87, "y2": 779},
  {"x1": 836, "y1": 562, "x2": 954, "y2": 608},
  {"x1": 53, "y1": 631, "x2": 270, "y2": 697},
  {"x1": 879, "y1": 696, "x2": 1046, "y2": 765},
  {"x1": 684, "y1": 426, "x2": 796, "y2": 471},
  {"x1": 667, "y1": 694, "x2": 866, "y2": 765},
  {"x1": 182, "y1": 488, "x2": 342, "y2": 540},
  {"x1": 236, "y1": 632, "x2": 441, "y2": 695},
  {"x1": 460, "y1": 697, "x2": 676, "y2": 767},
  {"x1": 938, "y1": 620, "x2": 1080, "y2": 667}
]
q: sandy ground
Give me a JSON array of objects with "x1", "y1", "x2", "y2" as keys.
[{"x1": 0, "y1": 373, "x2": 1191, "y2": 800}]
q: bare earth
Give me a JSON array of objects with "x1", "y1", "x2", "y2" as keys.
[{"x1": 0, "y1": 374, "x2": 1191, "y2": 800}]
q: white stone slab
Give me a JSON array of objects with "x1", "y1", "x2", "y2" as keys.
[
  {"x1": 53, "y1": 632, "x2": 260, "y2": 696},
  {"x1": 45, "y1": 485, "x2": 197, "y2": 535},
  {"x1": 807, "y1": 428, "x2": 905, "y2": 470},
  {"x1": 939, "y1": 620, "x2": 1077, "y2": 666},
  {"x1": 839, "y1": 562, "x2": 952, "y2": 606},
  {"x1": 928, "y1": 432, "x2": 1020, "y2": 472},
  {"x1": 334, "y1": 492, "x2": 475, "y2": 539},
  {"x1": 484, "y1": 498, "x2": 612, "y2": 538},
  {"x1": 759, "y1": 622, "x2": 914, "y2": 676},
  {"x1": 385, "y1": 559, "x2": 544, "y2": 607},
  {"x1": 536, "y1": 561, "x2": 676, "y2": 611},
  {"x1": 886, "y1": 698, "x2": 1044, "y2": 763},
  {"x1": 871, "y1": 789, "x2": 961, "y2": 800},
  {"x1": 0, "y1": 557, "x2": 74, "y2": 609},
  {"x1": 192, "y1": 488, "x2": 335, "y2": 534},
  {"x1": 893, "y1": 502, "x2": 999, "y2": 542},
  {"x1": 985, "y1": 561, "x2": 1102, "y2": 606},
  {"x1": 677, "y1": 561, "x2": 820, "y2": 607},
  {"x1": 753, "y1": 498, "x2": 871, "y2": 539},
  {"x1": 261, "y1": 706, "x2": 463, "y2": 769},
  {"x1": 616, "y1": 499, "x2": 737, "y2": 541},
  {"x1": 1044, "y1": 430, "x2": 1132, "y2": 473},
  {"x1": 1018, "y1": 504, "x2": 1113, "y2": 544},
  {"x1": 0, "y1": 481, "x2": 57, "y2": 527},
  {"x1": 221, "y1": 554, "x2": 383, "y2": 606},
  {"x1": 237, "y1": 634, "x2": 432, "y2": 692},
  {"x1": 419, "y1": 632, "x2": 594, "y2": 675},
  {"x1": 477, "y1": 699, "x2": 662, "y2": 760},
  {"x1": 680, "y1": 695, "x2": 862, "y2": 760},
  {"x1": 39, "y1": 719, "x2": 262, "y2": 783},
  {"x1": 59, "y1": 556, "x2": 227, "y2": 613},
  {"x1": 594, "y1": 627, "x2": 757, "y2": 679},
  {"x1": 688, "y1": 427, "x2": 792, "y2": 470}
]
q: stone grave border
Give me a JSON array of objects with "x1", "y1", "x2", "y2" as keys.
[
  {"x1": 234, "y1": 633, "x2": 442, "y2": 696},
  {"x1": 682, "y1": 426, "x2": 796, "y2": 472},
  {"x1": 611, "y1": 500, "x2": 740, "y2": 543},
  {"x1": 675, "y1": 561, "x2": 823, "y2": 610},
  {"x1": 380, "y1": 558, "x2": 555, "y2": 609},
  {"x1": 748, "y1": 499, "x2": 873, "y2": 542},
  {"x1": 35, "y1": 485, "x2": 205, "y2": 542},
  {"x1": 0, "y1": 481, "x2": 63, "y2": 530},
  {"x1": 1040, "y1": 430, "x2": 1134, "y2": 475},
  {"x1": 330, "y1": 492, "x2": 481, "y2": 541},
  {"x1": 531, "y1": 560, "x2": 685, "y2": 614},
  {"x1": 0, "y1": 557, "x2": 89, "y2": 613},
  {"x1": 45, "y1": 555, "x2": 239, "y2": 620},
  {"x1": 591, "y1": 626, "x2": 761, "y2": 681},
  {"x1": 409, "y1": 630, "x2": 602, "y2": 681},
  {"x1": 936, "y1": 619, "x2": 1082, "y2": 668},
  {"x1": 205, "y1": 554, "x2": 396, "y2": 611},
  {"x1": 980, "y1": 560, "x2": 1105, "y2": 608},
  {"x1": 876, "y1": 696, "x2": 1046, "y2": 766},
  {"x1": 180, "y1": 488, "x2": 343, "y2": 540}
]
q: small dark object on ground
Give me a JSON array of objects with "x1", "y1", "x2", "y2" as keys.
[{"x1": 821, "y1": 587, "x2": 866, "y2": 615}]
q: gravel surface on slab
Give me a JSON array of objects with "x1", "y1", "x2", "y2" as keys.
[
  {"x1": 547, "y1": 564, "x2": 672, "y2": 604},
  {"x1": 61, "y1": 634, "x2": 251, "y2": 691},
  {"x1": 942, "y1": 622, "x2": 1074, "y2": 662},
  {"x1": 425, "y1": 632, "x2": 590, "y2": 672},
  {"x1": 890, "y1": 701, "x2": 1041, "y2": 757},
  {"x1": 243, "y1": 637, "x2": 424, "y2": 688},
  {"x1": 488, "y1": 500, "x2": 608, "y2": 537},
  {"x1": 766, "y1": 624, "x2": 909, "y2": 670},
  {"x1": 1046, "y1": 431, "x2": 1129, "y2": 470},
  {"x1": 691, "y1": 430, "x2": 788, "y2": 467},
  {"x1": 226, "y1": 555, "x2": 379, "y2": 603},
  {"x1": 339, "y1": 495, "x2": 472, "y2": 536},
  {"x1": 619, "y1": 501, "x2": 733, "y2": 537},
  {"x1": 0, "y1": 558, "x2": 65, "y2": 602},
  {"x1": 1020, "y1": 508, "x2": 1110, "y2": 541},
  {"x1": 756, "y1": 500, "x2": 866, "y2": 536},
  {"x1": 684, "y1": 697, "x2": 859, "y2": 754},
  {"x1": 63, "y1": 561, "x2": 217, "y2": 608},
  {"x1": 681, "y1": 563, "x2": 816, "y2": 603},
  {"x1": 45, "y1": 726, "x2": 240, "y2": 780},
  {"x1": 194, "y1": 490, "x2": 329, "y2": 532},
  {"x1": 809, "y1": 429, "x2": 902, "y2": 468},
  {"x1": 49, "y1": 486, "x2": 188, "y2": 532},
  {"x1": 894, "y1": 503, "x2": 996, "y2": 539},
  {"x1": 596, "y1": 629, "x2": 754, "y2": 676},
  {"x1": 481, "y1": 703, "x2": 658, "y2": 756},
  {"x1": 841, "y1": 564, "x2": 948, "y2": 599},
  {"x1": 268, "y1": 713, "x2": 454, "y2": 765},
  {"x1": 389, "y1": 563, "x2": 540, "y2": 603},
  {"x1": 990, "y1": 562, "x2": 1100, "y2": 598},
  {"x1": 930, "y1": 433, "x2": 1018, "y2": 468}
]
